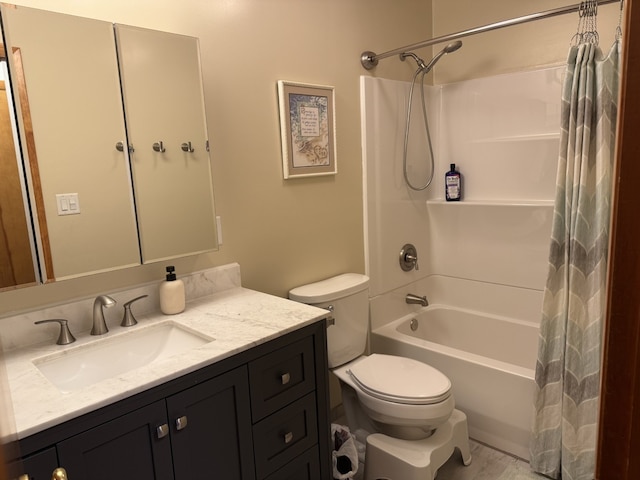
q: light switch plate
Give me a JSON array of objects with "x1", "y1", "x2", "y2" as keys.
[{"x1": 56, "y1": 193, "x2": 81, "y2": 216}]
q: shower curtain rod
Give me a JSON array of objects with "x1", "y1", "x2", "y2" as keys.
[{"x1": 360, "y1": 0, "x2": 620, "y2": 69}]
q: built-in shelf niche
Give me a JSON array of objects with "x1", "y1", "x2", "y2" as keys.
[{"x1": 427, "y1": 199, "x2": 554, "y2": 207}]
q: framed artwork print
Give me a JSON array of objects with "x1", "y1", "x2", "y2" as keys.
[{"x1": 277, "y1": 81, "x2": 337, "y2": 178}]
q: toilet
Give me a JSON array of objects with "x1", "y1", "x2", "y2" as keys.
[{"x1": 289, "y1": 273, "x2": 471, "y2": 480}]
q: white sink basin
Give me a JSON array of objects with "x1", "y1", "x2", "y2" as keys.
[{"x1": 33, "y1": 322, "x2": 214, "y2": 393}]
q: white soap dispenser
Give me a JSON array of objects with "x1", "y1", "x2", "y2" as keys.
[{"x1": 159, "y1": 265, "x2": 185, "y2": 315}]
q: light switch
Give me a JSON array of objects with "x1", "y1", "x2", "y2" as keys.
[{"x1": 56, "y1": 193, "x2": 81, "y2": 216}]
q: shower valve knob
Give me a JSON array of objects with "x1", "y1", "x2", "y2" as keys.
[
  {"x1": 399, "y1": 244, "x2": 419, "y2": 271},
  {"x1": 405, "y1": 254, "x2": 419, "y2": 270}
]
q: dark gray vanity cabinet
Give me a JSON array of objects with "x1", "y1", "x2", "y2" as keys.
[{"x1": 16, "y1": 321, "x2": 330, "y2": 480}]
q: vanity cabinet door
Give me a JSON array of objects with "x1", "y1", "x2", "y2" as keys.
[
  {"x1": 166, "y1": 366, "x2": 255, "y2": 480},
  {"x1": 56, "y1": 400, "x2": 173, "y2": 480},
  {"x1": 12, "y1": 447, "x2": 58, "y2": 480}
]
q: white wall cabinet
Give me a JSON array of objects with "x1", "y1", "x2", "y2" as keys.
[
  {"x1": 116, "y1": 24, "x2": 217, "y2": 263},
  {"x1": 1, "y1": 6, "x2": 140, "y2": 280},
  {"x1": 0, "y1": 5, "x2": 217, "y2": 281}
]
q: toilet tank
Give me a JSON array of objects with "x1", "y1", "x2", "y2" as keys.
[{"x1": 289, "y1": 273, "x2": 369, "y2": 368}]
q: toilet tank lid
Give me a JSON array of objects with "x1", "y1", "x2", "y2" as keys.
[{"x1": 289, "y1": 273, "x2": 369, "y2": 303}]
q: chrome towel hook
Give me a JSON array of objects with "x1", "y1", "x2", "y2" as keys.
[
  {"x1": 181, "y1": 141, "x2": 195, "y2": 153},
  {"x1": 115, "y1": 141, "x2": 135, "y2": 153},
  {"x1": 152, "y1": 141, "x2": 166, "y2": 152}
]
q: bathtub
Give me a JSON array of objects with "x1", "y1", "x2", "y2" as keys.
[{"x1": 371, "y1": 304, "x2": 539, "y2": 460}]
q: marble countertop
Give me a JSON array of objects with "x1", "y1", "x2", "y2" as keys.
[{"x1": 4, "y1": 286, "x2": 327, "y2": 439}]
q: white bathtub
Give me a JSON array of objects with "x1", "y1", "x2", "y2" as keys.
[{"x1": 371, "y1": 304, "x2": 539, "y2": 460}]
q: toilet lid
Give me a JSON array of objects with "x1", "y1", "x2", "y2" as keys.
[{"x1": 347, "y1": 354, "x2": 451, "y2": 405}]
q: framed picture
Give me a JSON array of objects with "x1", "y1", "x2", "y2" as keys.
[{"x1": 277, "y1": 81, "x2": 337, "y2": 178}]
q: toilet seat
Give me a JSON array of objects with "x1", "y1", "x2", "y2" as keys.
[{"x1": 347, "y1": 354, "x2": 451, "y2": 405}]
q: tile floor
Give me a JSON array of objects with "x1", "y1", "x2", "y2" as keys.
[{"x1": 434, "y1": 440, "x2": 548, "y2": 480}]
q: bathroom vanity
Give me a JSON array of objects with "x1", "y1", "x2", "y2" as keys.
[{"x1": 2, "y1": 265, "x2": 331, "y2": 479}]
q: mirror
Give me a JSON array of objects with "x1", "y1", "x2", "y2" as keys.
[
  {"x1": 0, "y1": 48, "x2": 38, "y2": 290},
  {"x1": 0, "y1": 5, "x2": 217, "y2": 285}
]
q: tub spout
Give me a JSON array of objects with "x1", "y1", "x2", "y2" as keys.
[{"x1": 406, "y1": 293, "x2": 428, "y2": 307}]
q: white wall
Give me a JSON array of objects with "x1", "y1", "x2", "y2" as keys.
[
  {"x1": 361, "y1": 76, "x2": 439, "y2": 297},
  {"x1": 363, "y1": 66, "x2": 563, "y2": 303}
]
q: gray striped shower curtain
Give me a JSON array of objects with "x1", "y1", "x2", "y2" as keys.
[{"x1": 530, "y1": 39, "x2": 620, "y2": 480}]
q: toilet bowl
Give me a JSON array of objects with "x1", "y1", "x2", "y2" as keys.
[
  {"x1": 333, "y1": 354, "x2": 455, "y2": 440},
  {"x1": 289, "y1": 273, "x2": 471, "y2": 479}
]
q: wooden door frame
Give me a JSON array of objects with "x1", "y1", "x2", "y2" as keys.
[{"x1": 596, "y1": 0, "x2": 640, "y2": 478}]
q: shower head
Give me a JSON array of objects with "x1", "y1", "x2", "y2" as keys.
[
  {"x1": 443, "y1": 40, "x2": 463, "y2": 54},
  {"x1": 399, "y1": 51, "x2": 428, "y2": 71},
  {"x1": 422, "y1": 41, "x2": 463, "y2": 72},
  {"x1": 400, "y1": 41, "x2": 462, "y2": 73}
]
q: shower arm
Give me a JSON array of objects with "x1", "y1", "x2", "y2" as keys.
[{"x1": 360, "y1": 0, "x2": 620, "y2": 69}]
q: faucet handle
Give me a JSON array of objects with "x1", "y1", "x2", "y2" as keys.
[
  {"x1": 34, "y1": 319, "x2": 76, "y2": 345},
  {"x1": 121, "y1": 295, "x2": 149, "y2": 327},
  {"x1": 399, "y1": 243, "x2": 419, "y2": 271},
  {"x1": 405, "y1": 253, "x2": 419, "y2": 270}
]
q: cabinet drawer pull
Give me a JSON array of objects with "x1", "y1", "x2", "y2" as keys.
[
  {"x1": 281, "y1": 372, "x2": 291, "y2": 385},
  {"x1": 175, "y1": 415, "x2": 188, "y2": 431},
  {"x1": 283, "y1": 431, "x2": 294, "y2": 444},
  {"x1": 51, "y1": 467, "x2": 68, "y2": 480},
  {"x1": 156, "y1": 423, "x2": 169, "y2": 439}
]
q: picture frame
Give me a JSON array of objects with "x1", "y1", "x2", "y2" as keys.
[{"x1": 277, "y1": 80, "x2": 337, "y2": 178}]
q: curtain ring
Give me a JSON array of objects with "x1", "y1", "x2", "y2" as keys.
[{"x1": 579, "y1": 1, "x2": 587, "y2": 17}]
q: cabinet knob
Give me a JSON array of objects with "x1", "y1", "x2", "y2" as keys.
[
  {"x1": 175, "y1": 415, "x2": 188, "y2": 431},
  {"x1": 281, "y1": 372, "x2": 291, "y2": 385},
  {"x1": 152, "y1": 141, "x2": 166, "y2": 153},
  {"x1": 283, "y1": 431, "x2": 294, "y2": 444},
  {"x1": 51, "y1": 468, "x2": 68, "y2": 480},
  {"x1": 156, "y1": 423, "x2": 169, "y2": 439},
  {"x1": 181, "y1": 141, "x2": 195, "y2": 153}
]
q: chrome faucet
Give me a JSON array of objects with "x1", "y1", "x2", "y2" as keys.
[
  {"x1": 91, "y1": 295, "x2": 116, "y2": 335},
  {"x1": 405, "y1": 293, "x2": 428, "y2": 307}
]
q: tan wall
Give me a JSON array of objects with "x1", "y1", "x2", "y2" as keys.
[
  {"x1": 432, "y1": 0, "x2": 622, "y2": 84},
  {"x1": 0, "y1": 0, "x2": 623, "y2": 316},
  {"x1": 0, "y1": 0, "x2": 432, "y2": 315}
]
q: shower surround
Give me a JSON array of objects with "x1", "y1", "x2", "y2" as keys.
[{"x1": 360, "y1": 66, "x2": 563, "y2": 459}]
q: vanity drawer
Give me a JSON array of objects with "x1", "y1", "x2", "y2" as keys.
[
  {"x1": 248, "y1": 336, "x2": 315, "y2": 420},
  {"x1": 253, "y1": 392, "x2": 318, "y2": 478},
  {"x1": 262, "y1": 445, "x2": 321, "y2": 480}
]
